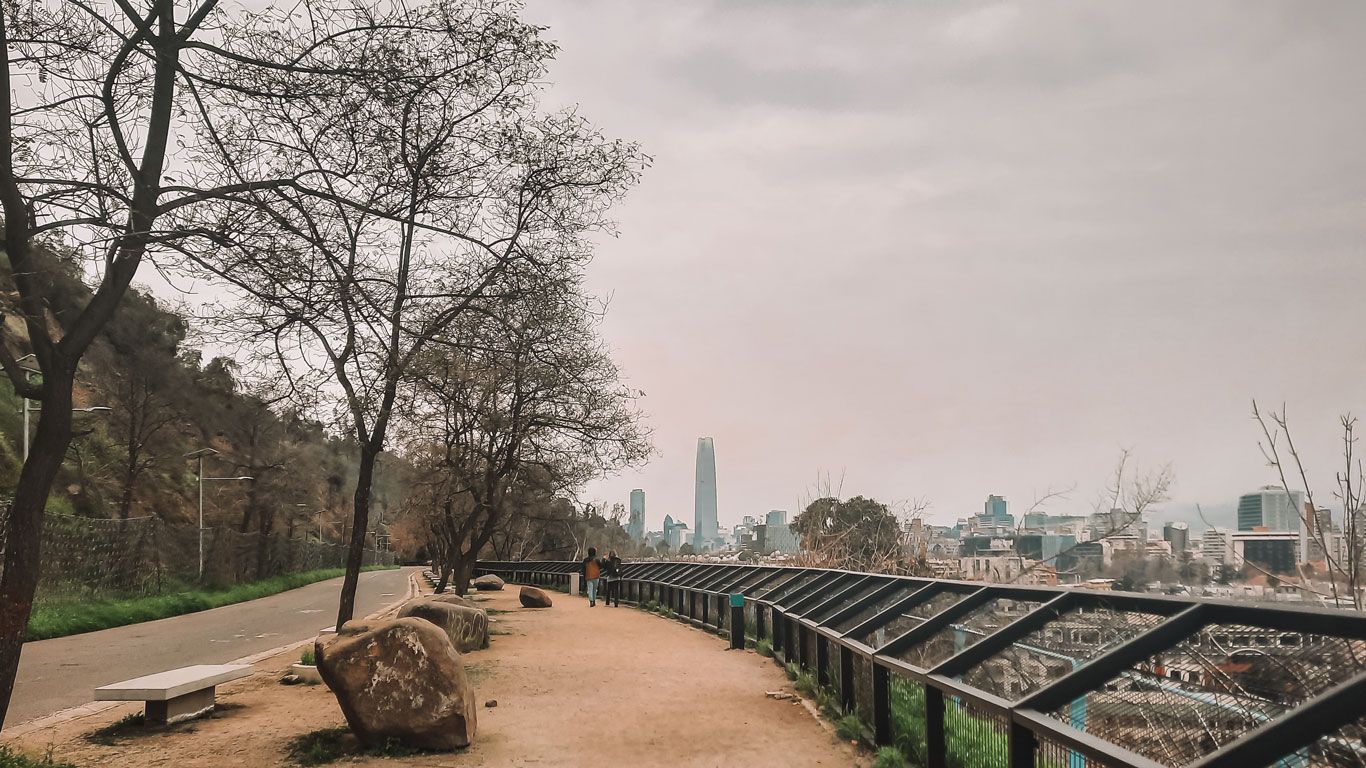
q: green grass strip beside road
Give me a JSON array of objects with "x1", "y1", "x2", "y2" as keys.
[{"x1": 26, "y1": 565, "x2": 399, "y2": 642}]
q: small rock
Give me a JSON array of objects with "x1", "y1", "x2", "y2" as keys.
[
  {"x1": 765, "y1": 691, "x2": 797, "y2": 701},
  {"x1": 281, "y1": 674, "x2": 302, "y2": 685},
  {"x1": 484, "y1": 700, "x2": 497, "y2": 708}
]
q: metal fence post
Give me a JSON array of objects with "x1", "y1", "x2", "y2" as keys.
[
  {"x1": 817, "y1": 635, "x2": 830, "y2": 687},
  {"x1": 926, "y1": 685, "x2": 946, "y2": 768},
  {"x1": 1009, "y1": 719, "x2": 1037, "y2": 768},
  {"x1": 873, "y1": 664, "x2": 891, "y2": 746},
  {"x1": 840, "y1": 645, "x2": 855, "y2": 712},
  {"x1": 730, "y1": 594, "x2": 745, "y2": 649}
]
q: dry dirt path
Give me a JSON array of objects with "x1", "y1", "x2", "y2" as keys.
[{"x1": 7, "y1": 581, "x2": 864, "y2": 767}]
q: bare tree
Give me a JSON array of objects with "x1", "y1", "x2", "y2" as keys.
[
  {"x1": 185, "y1": 0, "x2": 644, "y2": 625},
  {"x1": 402, "y1": 287, "x2": 649, "y2": 594},
  {"x1": 0, "y1": 0, "x2": 395, "y2": 725},
  {"x1": 1005, "y1": 449, "x2": 1173, "y2": 584},
  {"x1": 1253, "y1": 401, "x2": 1363, "y2": 610}
]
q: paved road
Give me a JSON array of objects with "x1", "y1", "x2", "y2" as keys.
[{"x1": 8, "y1": 567, "x2": 416, "y2": 726}]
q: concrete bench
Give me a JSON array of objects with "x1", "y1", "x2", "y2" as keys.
[{"x1": 94, "y1": 664, "x2": 252, "y2": 725}]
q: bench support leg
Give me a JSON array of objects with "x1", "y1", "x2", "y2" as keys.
[{"x1": 145, "y1": 686, "x2": 216, "y2": 725}]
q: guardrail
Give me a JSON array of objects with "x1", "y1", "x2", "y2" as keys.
[{"x1": 475, "y1": 559, "x2": 1366, "y2": 768}]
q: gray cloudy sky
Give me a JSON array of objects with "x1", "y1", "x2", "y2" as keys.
[{"x1": 522, "y1": 0, "x2": 1366, "y2": 532}]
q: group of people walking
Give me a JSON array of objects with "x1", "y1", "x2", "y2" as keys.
[{"x1": 579, "y1": 547, "x2": 621, "y2": 607}]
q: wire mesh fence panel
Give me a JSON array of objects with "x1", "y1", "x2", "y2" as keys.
[
  {"x1": 890, "y1": 675, "x2": 929, "y2": 767},
  {"x1": 895, "y1": 597, "x2": 1045, "y2": 670},
  {"x1": 766, "y1": 572, "x2": 836, "y2": 606},
  {"x1": 807, "y1": 579, "x2": 893, "y2": 625},
  {"x1": 860, "y1": 589, "x2": 971, "y2": 650},
  {"x1": 802, "y1": 625, "x2": 819, "y2": 670},
  {"x1": 754, "y1": 571, "x2": 820, "y2": 601},
  {"x1": 944, "y1": 695, "x2": 1010, "y2": 768},
  {"x1": 960, "y1": 601, "x2": 1169, "y2": 701},
  {"x1": 18, "y1": 515, "x2": 393, "y2": 603},
  {"x1": 1034, "y1": 734, "x2": 1126, "y2": 768},
  {"x1": 854, "y1": 654, "x2": 875, "y2": 728},
  {"x1": 1299, "y1": 713, "x2": 1366, "y2": 768},
  {"x1": 1044, "y1": 623, "x2": 1366, "y2": 767},
  {"x1": 731, "y1": 568, "x2": 781, "y2": 595},
  {"x1": 830, "y1": 582, "x2": 924, "y2": 634}
]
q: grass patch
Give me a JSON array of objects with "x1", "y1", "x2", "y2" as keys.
[
  {"x1": 836, "y1": 713, "x2": 863, "y2": 742},
  {"x1": 28, "y1": 565, "x2": 397, "y2": 641},
  {"x1": 784, "y1": 661, "x2": 800, "y2": 682},
  {"x1": 300, "y1": 647, "x2": 316, "y2": 666},
  {"x1": 756, "y1": 638, "x2": 773, "y2": 658},
  {"x1": 286, "y1": 728, "x2": 429, "y2": 765},
  {"x1": 84, "y1": 712, "x2": 145, "y2": 746},
  {"x1": 0, "y1": 745, "x2": 77, "y2": 768},
  {"x1": 871, "y1": 746, "x2": 906, "y2": 768}
]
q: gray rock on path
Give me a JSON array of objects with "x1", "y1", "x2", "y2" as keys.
[
  {"x1": 316, "y1": 618, "x2": 477, "y2": 750},
  {"x1": 397, "y1": 597, "x2": 490, "y2": 652},
  {"x1": 519, "y1": 585, "x2": 553, "y2": 608},
  {"x1": 426, "y1": 592, "x2": 480, "y2": 610},
  {"x1": 471, "y1": 574, "x2": 505, "y2": 591}
]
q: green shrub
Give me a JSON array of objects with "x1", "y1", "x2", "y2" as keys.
[
  {"x1": 756, "y1": 638, "x2": 773, "y2": 657},
  {"x1": 0, "y1": 745, "x2": 77, "y2": 768},
  {"x1": 794, "y1": 669, "x2": 817, "y2": 698},
  {"x1": 784, "y1": 661, "x2": 800, "y2": 681},
  {"x1": 871, "y1": 746, "x2": 906, "y2": 768},
  {"x1": 835, "y1": 713, "x2": 862, "y2": 742},
  {"x1": 299, "y1": 647, "x2": 316, "y2": 666}
]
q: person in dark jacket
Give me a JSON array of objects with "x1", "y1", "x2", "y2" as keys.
[
  {"x1": 580, "y1": 547, "x2": 602, "y2": 606},
  {"x1": 601, "y1": 550, "x2": 623, "y2": 607}
]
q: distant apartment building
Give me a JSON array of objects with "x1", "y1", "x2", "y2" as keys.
[
  {"x1": 755, "y1": 522, "x2": 800, "y2": 555},
  {"x1": 1232, "y1": 531, "x2": 1298, "y2": 575},
  {"x1": 662, "y1": 515, "x2": 689, "y2": 552},
  {"x1": 765, "y1": 509, "x2": 787, "y2": 527},
  {"x1": 1202, "y1": 527, "x2": 1233, "y2": 572},
  {"x1": 1162, "y1": 521, "x2": 1190, "y2": 554},
  {"x1": 1236, "y1": 485, "x2": 1304, "y2": 532}
]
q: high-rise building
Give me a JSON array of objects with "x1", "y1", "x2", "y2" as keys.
[
  {"x1": 765, "y1": 509, "x2": 786, "y2": 527},
  {"x1": 1202, "y1": 527, "x2": 1233, "y2": 570},
  {"x1": 1162, "y1": 521, "x2": 1190, "y2": 553},
  {"x1": 984, "y1": 495, "x2": 1008, "y2": 520},
  {"x1": 628, "y1": 489, "x2": 646, "y2": 542},
  {"x1": 694, "y1": 437, "x2": 718, "y2": 549},
  {"x1": 1237, "y1": 486, "x2": 1304, "y2": 532}
]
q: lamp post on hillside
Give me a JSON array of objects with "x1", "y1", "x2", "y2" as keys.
[
  {"x1": 185, "y1": 447, "x2": 254, "y2": 578},
  {"x1": 17, "y1": 354, "x2": 112, "y2": 461}
]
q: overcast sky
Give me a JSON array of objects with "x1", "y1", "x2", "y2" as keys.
[{"x1": 505, "y1": 1, "x2": 1366, "y2": 533}]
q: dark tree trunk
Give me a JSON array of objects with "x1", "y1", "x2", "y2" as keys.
[
  {"x1": 0, "y1": 363, "x2": 76, "y2": 728},
  {"x1": 335, "y1": 443, "x2": 377, "y2": 628}
]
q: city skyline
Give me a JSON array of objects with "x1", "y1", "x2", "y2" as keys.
[{"x1": 535, "y1": 1, "x2": 1366, "y2": 534}]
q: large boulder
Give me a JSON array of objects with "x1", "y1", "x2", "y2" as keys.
[
  {"x1": 316, "y1": 618, "x2": 476, "y2": 750},
  {"x1": 427, "y1": 592, "x2": 480, "y2": 610},
  {"x1": 397, "y1": 597, "x2": 490, "y2": 652},
  {"x1": 471, "y1": 574, "x2": 504, "y2": 591},
  {"x1": 519, "y1": 585, "x2": 552, "y2": 608}
]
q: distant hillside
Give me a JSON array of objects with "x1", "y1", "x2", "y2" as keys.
[{"x1": 0, "y1": 246, "x2": 405, "y2": 538}]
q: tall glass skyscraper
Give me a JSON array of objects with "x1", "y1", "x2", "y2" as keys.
[
  {"x1": 694, "y1": 437, "x2": 718, "y2": 549},
  {"x1": 628, "y1": 489, "x2": 646, "y2": 542}
]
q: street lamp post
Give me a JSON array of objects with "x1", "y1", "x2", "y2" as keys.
[
  {"x1": 15, "y1": 355, "x2": 112, "y2": 461},
  {"x1": 185, "y1": 447, "x2": 254, "y2": 578}
]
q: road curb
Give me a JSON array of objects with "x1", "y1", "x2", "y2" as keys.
[{"x1": 1, "y1": 570, "x2": 421, "y2": 740}]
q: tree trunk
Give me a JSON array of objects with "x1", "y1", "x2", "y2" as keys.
[
  {"x1": 335, "y1": 444, "x2": 377, "y2": 628},
  {"x1": 0, "y1": 363, "x2": 76, "y2": 728}
]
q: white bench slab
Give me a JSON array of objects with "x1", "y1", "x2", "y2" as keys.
[{"x1": 95, "y1": 664, "x2": 251, "y2": 725}]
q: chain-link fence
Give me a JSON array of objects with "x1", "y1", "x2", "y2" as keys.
[{"x1": 1, "y1": 514, "x2": 394, "y2": 602}]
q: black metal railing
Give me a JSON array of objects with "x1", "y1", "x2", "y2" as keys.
[{"x1": 475, "y1": 560, "x2": 1366, "y2": 768}]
